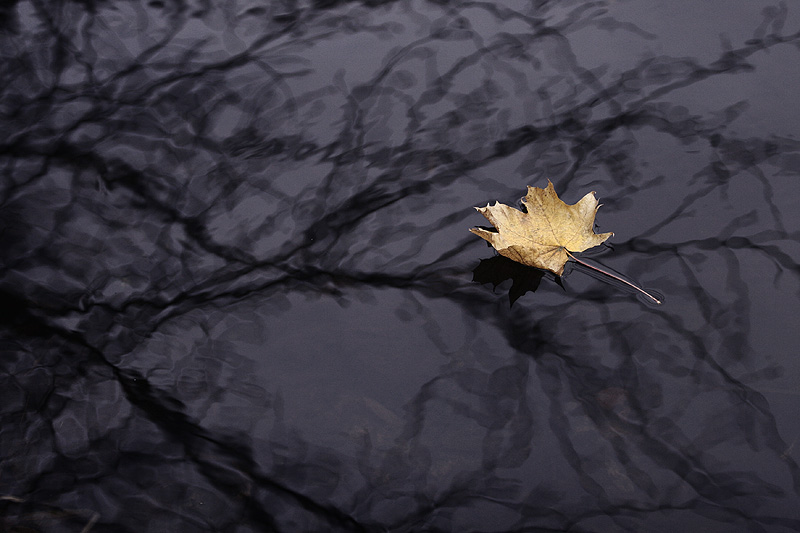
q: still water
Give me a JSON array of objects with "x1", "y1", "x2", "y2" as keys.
[{"x1": 2, "y1": 1, "x2": 800, "y2": 531}]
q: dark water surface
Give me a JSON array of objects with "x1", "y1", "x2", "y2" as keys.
[{"x1": 2, "y1": 1, "x2": 800, "y2": 532}]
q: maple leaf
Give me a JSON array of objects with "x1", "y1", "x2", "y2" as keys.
[{"x1": 470, "y1": 181, "x2": 613, "y2": 276}]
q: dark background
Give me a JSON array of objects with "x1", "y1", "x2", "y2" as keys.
[{"x1": 2, "y1": 1, "x2": 799, "y2": 531}]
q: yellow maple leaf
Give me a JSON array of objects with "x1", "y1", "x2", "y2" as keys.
[{"x1": 470, "y1": 181, "x2": 613, "y2": 276}]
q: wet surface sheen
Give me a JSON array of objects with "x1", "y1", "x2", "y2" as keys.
[{"x1": 2, "y1": 1, "x2": 800, "y2": 532}]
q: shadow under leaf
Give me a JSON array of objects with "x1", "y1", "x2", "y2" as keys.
[{"x1": 472, "y1": 256, "x2": 563, "y2": 306}]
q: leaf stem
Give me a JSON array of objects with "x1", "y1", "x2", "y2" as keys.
[{"x1": 564, "y1": 250, "x2": 662, "y2": 305}]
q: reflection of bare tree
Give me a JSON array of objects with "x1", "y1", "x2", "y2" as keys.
[{"x1": 2, "y1": 1, "x2": 800, "y2": 530}]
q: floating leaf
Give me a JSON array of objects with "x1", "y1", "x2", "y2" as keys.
[{"x1": 470, "y1": 181, "x2": 612, "y2": 276}]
